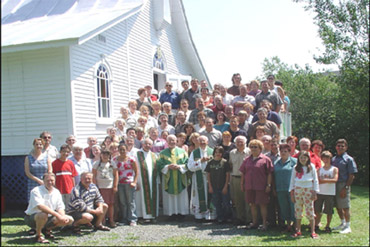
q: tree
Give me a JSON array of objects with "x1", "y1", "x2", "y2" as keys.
[{"x1": 293, "y1": 0, "x2": 369, "y2": 185}]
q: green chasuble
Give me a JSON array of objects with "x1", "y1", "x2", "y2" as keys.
[
  {"x1": 191, "y1": 147, "x2": 213, "y2": 212},
  {"x1": 137, "y1": 150, "x2": 158, "y2": 217},
  {"x1": 157, "y1": 147, "x2": 188, "y2": 195}
]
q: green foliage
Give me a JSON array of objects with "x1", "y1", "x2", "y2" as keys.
[
  {"x1": 262, "y1": 56, "x2": 369, "y2": 185},
  {"x1": 294, "y1": 0, "x2": 369, "y2": 69}
]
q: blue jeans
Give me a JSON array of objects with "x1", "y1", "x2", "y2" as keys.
[
  {"x1": 211, "y1": 189, "x2": 232, "y2": 221},
  {"x1": 118, "y1": 183, "x2": 137, "y2": 223}
]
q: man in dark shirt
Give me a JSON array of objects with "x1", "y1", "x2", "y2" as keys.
[{"x1": 183, "y1": 79, "x2": 200, "y2": 110}]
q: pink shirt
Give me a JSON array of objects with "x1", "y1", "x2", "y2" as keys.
[
  {"x1": 239, "y1": 153, "x2": 274, "y2": 191},
  {"x1": 112, "y1": 157, "x2": 135, "y2": 184}
]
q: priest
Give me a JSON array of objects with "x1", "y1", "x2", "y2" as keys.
[{"x1": 157, "y1": 135, "x2": 189, "y2": 220}]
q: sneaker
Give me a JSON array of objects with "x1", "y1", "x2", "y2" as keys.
[
  {"x1": 291, "y1": 231, "x2": 302, "y2": 238},
  {"x1": 332, "y1": 223, "x2": 345, "y2": 231},
  {"x1": 129, "y1": 222, "x2": 137, "y2": 226},
  {"x1": 340, "y1": 226, "x2": 351, "y2": 234},
  {"x1": 311, "y1": 233, "x2": 319, "y2": 239}
]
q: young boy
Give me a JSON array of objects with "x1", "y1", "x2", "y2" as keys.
[
  {"x1": 52, "y1": 144, "x2": 78, "y2": 206},
  {"x1": 314, "y1": 151, "x2": 338, "y2": 232},
  {"x1": 205, "y1": 146, "x2": 232, "y2": 223}
]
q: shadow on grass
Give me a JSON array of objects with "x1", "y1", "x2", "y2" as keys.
[{"x1": 1, "y1": 219, "x2": 25, "y2": 226}]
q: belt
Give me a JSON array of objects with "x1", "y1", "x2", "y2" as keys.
[{"x1": 231, "y1": 175, "x2": 241, "y2": 178}]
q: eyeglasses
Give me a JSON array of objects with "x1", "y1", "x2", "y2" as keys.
[
  {"x1": 250, "y1": 146, "x2": 258, "y2": 149},
  {"x1": 43, "y1": 136, "x2": 52, "y2": 139},
  {"x1": 165, "y1": 85, "x2": 172, "y2": 87},
  {"x1": 336, "y1": 145, "x2": 345, "y2": 148}
]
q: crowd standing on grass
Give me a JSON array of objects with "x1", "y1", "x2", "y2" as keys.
[{"x1": 24, "y1": 75, "x2": 358, "y2": 244}]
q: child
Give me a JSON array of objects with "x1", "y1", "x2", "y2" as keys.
[
  {"x1": 109, "y1": 142, "x2": 120, "y2": 159},
  {"x1": 160, "y1": 130, "x2": 169, "y2": 142},
  {"x1": 92, "y1": 150, "x2": 118, "y2": 228},
  {"x1": 112, "y1": 144, "x2": 139, "y2": 226},
  {"x1": 205, "y1": 146, "x2": 232, "y2": 223},
  {"x1": 52, "y1": 144, "x2": 78, "y2": 207},
  {"x1": 289, "y1": 151, "x2": 319, "y2": 239},
  {"x1": 314, "y1": 151, "x2": 338, "y2": 232}
]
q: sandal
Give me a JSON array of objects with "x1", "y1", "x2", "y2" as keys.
[
  {"x1": 94, "y1": 225, "x2": 111, "y2": 231},
  {"x1": 35, "y1": 235, "x2": 49, "y2": 244},
  {"x1": 246, "y1": 223, "x2": 259, "y2": 230},
  {"x1": 109, "y1": 222, "x2": 117, "y2": 228},
  {"x1": 42, "y1": 229, "x2": 55, "y2": 239},
  {"x1": 28, "y1": 228, "x2": 36, "y2": 235},
  {"x1": 324, "y1": 226, "x2": 332, "y2": 233}
]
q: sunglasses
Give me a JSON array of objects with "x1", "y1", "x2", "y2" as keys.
[
  {"x1": 250, "y1": 146, "x2": 259, "y2": 149},
  {"x1": 43, "y1": 136, "x2": 52, "y2": 139}
]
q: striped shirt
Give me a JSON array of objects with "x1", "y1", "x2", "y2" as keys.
[{"x1": 66, "y1": 183, "x2": 103, "y2": 213}]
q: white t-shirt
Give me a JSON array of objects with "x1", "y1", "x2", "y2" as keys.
[
  {"x1": 25, "y1": 185, "x2": 64, "y2": 216},
  {"x1": 93, "y1": 161, "x2": 117, "y2": 189}
]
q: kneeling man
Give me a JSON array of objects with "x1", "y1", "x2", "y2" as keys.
[
  {"x1": 25, "y1": 172, "x2": 74, "y2": 244},
  {"x1": 67, "y1": 172, "x2": 110, "y2": 234}
]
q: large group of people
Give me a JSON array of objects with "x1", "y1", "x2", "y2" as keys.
[{"x1": 23, "y1": 75, "x2": 358, "y2": 243}]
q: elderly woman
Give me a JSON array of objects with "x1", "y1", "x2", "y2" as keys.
[
  {"x1": 115, "y1": 119, "x2": 126, "y2": 140},
  {"x1": 214, "y1": 111, "x2": 230, "y2": 133},
  {"x1": 120, "y1": 106, "x2": 137, "y2": 129},
  {"x1": 24, "y1": 138, "x2": 52, "y2": 235},
  {"x1": 240, "y1": 139, "x2": 274, "y2": 231},
  {"x1": 128, "y1": 100, "x2": 140, "y2": 119},
  {"x1": 286, "y1": 136, "x2": 299, "y2": 156},
  {"x1": 139, "y1": 105, "x2": 158, "y2": 130},
  {"x1": 273, "y1": 144, "x2": 297, "y2": 232},
  {"x1": 40, "y1": 131, "x2": 59, "y2": 162},
  {"x1": 69, "y1": 143, "x2": 92, "y2": 185}
]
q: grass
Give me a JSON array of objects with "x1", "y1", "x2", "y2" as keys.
[{"x1": 1, "y1": 185, "x2": 369, "y2": 246}]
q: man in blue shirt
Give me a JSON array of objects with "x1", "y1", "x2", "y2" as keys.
[
  {"x1": 159, "y1": 81, "x2": 180, "y2": 110},
  {"x1": 331, "y1": 139, "x2": 358, "y2": 234}
]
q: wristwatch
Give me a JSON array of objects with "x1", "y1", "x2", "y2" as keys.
[{"x1": 345, "y1": 185, "x2": 349, "y2": 189}]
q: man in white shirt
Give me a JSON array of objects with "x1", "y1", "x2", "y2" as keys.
[{"x1": 25, "y1": 173, "x2": 74, "y2": 244}]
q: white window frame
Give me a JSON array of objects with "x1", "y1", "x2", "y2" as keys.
[{"x1": 94, "y1": 57, "x2": 114, "y2": 124}]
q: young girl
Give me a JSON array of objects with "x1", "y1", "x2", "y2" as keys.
[
  {"x1": 289, "y1": 151, "x2": 319, "y2": 238},
  {"x1": 92, "y1": 150, "x2": 118, "y2": 228},
  {"x1": 205, "y1": 146, "x2": 232, "y2": 223},
  {"x1": 112, "y1": 144, "x2": 139, "y2": 226}
]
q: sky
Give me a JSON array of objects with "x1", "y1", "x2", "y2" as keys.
[{"x1": 182, "y1": 0, "x2": 338, "y2": 87}]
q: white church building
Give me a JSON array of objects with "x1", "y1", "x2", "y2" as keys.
[{"x1": 1, "y1": 0, "x2": 209, "y2": 205}]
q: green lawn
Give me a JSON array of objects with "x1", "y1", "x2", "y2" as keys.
[{"x1": 1, "y1": 185, "x2": 369, "y2": 246}]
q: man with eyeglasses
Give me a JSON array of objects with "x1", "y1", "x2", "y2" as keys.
[
  {"x1": 40, "y1": 131, "x2": 59, "y2": 162},
  {"x1": 331, "y1": 139, "x2": 358, "y2": 234},
  {"x1": 159, "y1": 81, "x2": 180, "y2": 110}
]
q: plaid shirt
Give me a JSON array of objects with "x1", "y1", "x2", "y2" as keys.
[{"x1": 66, "y1": 183, "x2": 104, "y2": 213}]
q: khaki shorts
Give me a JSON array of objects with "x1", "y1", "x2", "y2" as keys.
[
  {"x1": 24, "y1": 213, "x2": 56, "y2": 229},
  {"x1": 335, "y1": 182, "x2": 350, "y2": 209}
]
